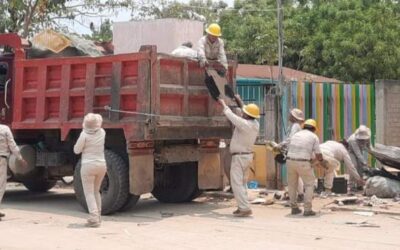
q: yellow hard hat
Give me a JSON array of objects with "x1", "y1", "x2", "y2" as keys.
[
  {"x1": 303, "y1": 119, "x2": 317, "y2": 129},
  {"x1": 242, "y1": 103, "x2": 260, "y2": 119},
  {"x1": 206, "y1": 23, "x2": 222, "y2": 37}
]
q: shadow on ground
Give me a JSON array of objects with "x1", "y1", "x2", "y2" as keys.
[{"x1": 2, "y1": 188, "x2": 232, "y2": 224}]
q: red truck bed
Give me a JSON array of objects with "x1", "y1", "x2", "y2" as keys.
[{"x1": 11, "y1": 45, "x2": 236, "y2": 141}]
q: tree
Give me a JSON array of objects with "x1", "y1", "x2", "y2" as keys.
[
  {"x1": 133, "y1": 0, "x2": 228, "y2": 23},
  {"x1": 0, "y1": 0, "x2": 136, "y2": 38},
  {"x1": 87, "y1": 19, "x2": 113, "y2": 42}
]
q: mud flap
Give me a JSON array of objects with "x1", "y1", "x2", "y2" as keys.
[
  {"x1": 129, "y1": 153, "x2": 154, "y2": 196},
  {"x1": 198, "y1": 148, "x2": 223, "y2": 190}
]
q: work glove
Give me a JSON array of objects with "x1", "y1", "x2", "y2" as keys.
[
  {"x1": 272, "y1": 144, "x2": 282, "y2": 153},
  {"x1": 199, "y1": 59, "x2": 209, "y2": 68},
  {"x1": 316, "y1": 159, "x2": 329, "y2": 169}
]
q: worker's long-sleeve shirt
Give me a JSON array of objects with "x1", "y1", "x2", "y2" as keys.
[
  {"x1": 222, "y1": 105, "x2": 259, "y2": 154},
  {"x1": 0, "y1": 125, "x2": 22, "y2": 160},
  {"x1": 74, "y1": 128, "x2": 106, "y2": 164},
  {"x1": 320, "y1": 140, "x2": 361, "y2": 181},
  {"x1": 287, "y1": 130, "x2": 321, "y2": 160},
  {"x1": 347, "y1": 133, "x2": 370, "y2": 167},
  {"x1": 279, "y1": 122, "x2": 302, "y2": 148},
  {"x1": 197, "y1": 36, "x2": 228, "y2": 69}
]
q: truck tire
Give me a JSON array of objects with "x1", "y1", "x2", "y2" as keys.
[
  {"x1": 119, "y1": 194, "x2": 141, "y2": 212},
  {"x1": 22, "y1": 178, "x2": 57, "y2": 192},
  {"x1": 74, "y1": 150, "x2": 130, "y2": 215},
  {"x1": 152, "y1": 162, "x2": 200, "y2": 203}
]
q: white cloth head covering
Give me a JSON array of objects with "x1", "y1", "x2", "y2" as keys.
[
  {"x1": 83, "y1": 113, "x2": 103, "y2": 131},
  {"x1": 290, "y1": 108, "x2": 304, "y2": 121},
  {"x1": 355, "y1": 125, "x2": 371, "y2": 140}
]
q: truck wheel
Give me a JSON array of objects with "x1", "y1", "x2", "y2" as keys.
[
  {"x1": 152, "y1": 162, "x2": 200, "y2": 203},
  {"x1": 74, "y1": 150, "x2": 130, "y2": 215},
  {"x1": 22, "y1": 178, "x2": 57, "y2": 192},
  {"x1": 119, "y1": 194, "x2": 141, "y2": 212}
]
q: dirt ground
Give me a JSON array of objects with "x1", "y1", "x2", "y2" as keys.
[{"x1": 0, "y1": 184, "x2": 399, "y2": 250}]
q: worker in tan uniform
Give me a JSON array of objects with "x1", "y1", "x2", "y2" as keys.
[
  {"x1": 274, "y1": 108, "x2": 305, "y2": 201},
  {"x1": 318, "y1": 140, "x2": 365, "y2": 196},
  {"x1": 197, "y1": 23, "x2": 228, "y2": 76},
  {"x1": 74, "y1": 113, "x2": 106, "y2": 227},
  {"x1": 0, "y1": 124, "x2": 27, "y2": 220},
  {"x1": 218, "y1": 98, "x2": 260, "y2": 217},
  {"x1": 287, "y1": 119, "x2": 323, "y2": 216}
]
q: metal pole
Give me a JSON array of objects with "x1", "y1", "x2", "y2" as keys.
[{"x1": 276, "y1": 0, "x2": 284, "y2": 189}]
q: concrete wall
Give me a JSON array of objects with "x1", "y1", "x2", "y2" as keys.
[
  {"x1": 375, "y1": 80, "x2": 400, "y2": 146},
  {"x1": 113, "y1": 19, "x2": 204, "y2": 54}
]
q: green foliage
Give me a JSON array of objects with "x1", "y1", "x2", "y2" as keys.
[
  {"x1": 87, "y1": 19, "x2": 113, "y2": 42},
  {"x1": 285, "y1": 0, "x2": 400, "y2": 82},
  {"x1": 0, "y1": 0, "x2": 136, "y2": 38}
]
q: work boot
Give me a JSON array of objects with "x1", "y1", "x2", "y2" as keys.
[
  {"x1": 303, "y1": 210, "x2": 316, "y2": 216},
  {"x1": 291, "y1": 207, "x2": 302, "y2": 215},
  {"x1": 232, "y1": 208, "x2": 240, "y2": 215},
  {"x1": 233, "y1": 209, "x2": 252, "y2": 217},
  {"x1": 85, "y1": 220, "x2": 100, "y2": 228},
  {"x1": 0, "y1": 212, "x2": 5, "y2": 218}
]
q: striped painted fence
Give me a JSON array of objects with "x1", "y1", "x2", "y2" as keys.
[
  {"x1": 283, "y1": 81, "x2": 375, "y2": 144},
  {"x1": 280, "y1": 81, "x2": 376, "y2": 184},
  {"x1": 237, "y1": 78, "x2": 376, "y2": 186}
]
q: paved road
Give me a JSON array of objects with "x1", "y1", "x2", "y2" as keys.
[{"x1": 0, "y1": 186, "x2": 399, "y2": 250}]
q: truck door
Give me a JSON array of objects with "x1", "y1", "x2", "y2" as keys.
[{"x1": 0, "y1": 56, "x2": 13, "y2": 125}]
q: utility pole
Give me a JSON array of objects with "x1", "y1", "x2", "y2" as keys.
[{"x1": 275, "y1": 0, "x2": 284, "y2": 189}]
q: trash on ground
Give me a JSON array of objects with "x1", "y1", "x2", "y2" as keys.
[
  {"x1": 334, "y1": 197, "x2": 360, "y2": 205},
  {"x1": 345, "y1": 221, "x2": 380, "y2": 228},
  {"x1": 364, "y1": 176, "x2": 400, "y2": 198},
  {"x1": 263, "y1": 199, "x2": 275, "y2": 206},
  {"x1": 389, "y1": 216, "x2": 400, "y2": 221},
  {"x1": 247, "y1": 181, "x2": 259, "y2": 189},
  {"x1": 353, "y1": 211, "x2": 375, "y2": 217},
  {"x1": 363, "y1": 195, "x2": 387, "y2": 207},
  {"x1": 250, "y1": 198, "x2": 266, "y2": 204}
]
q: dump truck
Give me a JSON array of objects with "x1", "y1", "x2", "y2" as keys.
[{"x1": 0, "y1": 33, "x2": 236, "y2": 214}]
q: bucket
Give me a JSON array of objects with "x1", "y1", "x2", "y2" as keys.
[{"x1": 247, "y1": 180, "x2": 259, "y2": 189}]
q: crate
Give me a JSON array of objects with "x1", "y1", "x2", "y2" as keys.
[
  {"x1": 36, "y1": 151, "x2": 67, "y2": 167},
  {"x1": 332, "y1": 177, "x2": 348, "y2": 194}
]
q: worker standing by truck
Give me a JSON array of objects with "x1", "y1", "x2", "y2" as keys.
[
  {"x1": 286, "y1": 119, "x2": 324, "y2": 216},
  {"x1": 73, "y1": 113, "x2": 106, "y2": 227},
  {"x1": 0, "y1": 124, "x2": 27, "y2": 220},
  {"x1": 197, "y1": 23, "x2": 228, "y2": 76},
  {"x1": 218, "y1": 98, "x2": 259, "y2": 217}
]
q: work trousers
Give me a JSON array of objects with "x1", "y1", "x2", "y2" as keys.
[
  {"x1": 230, "y1": 154, "x2": 252, "y2": 211},
  {"x1": 81, "y1": 161, "x2": 106, "y2": 223},
  {"x1": 321, "y1": 150, "x2": 340, "y2": 190},
  {"x1": 287, "y1": 160, "x2": 315, "y2": 212},
  {"x1": 0, "y1": 158, "x2": 7, "y2": 206},
  {"x1": 349, "y1": 152, "x2": 364, "y2": 187}
]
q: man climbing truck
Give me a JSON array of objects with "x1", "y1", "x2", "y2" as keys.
[{"x1": 0, "y1": 33, "x2": 237, "y2": 214}]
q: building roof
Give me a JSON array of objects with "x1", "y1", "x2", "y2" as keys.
[{"x1": 237, "y1": 64, "x2": 342, "y2": 83}]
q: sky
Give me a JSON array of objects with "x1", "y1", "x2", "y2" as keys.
[{"x1": 66, "y1": 0, "x2": 235, "y2": 34}]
